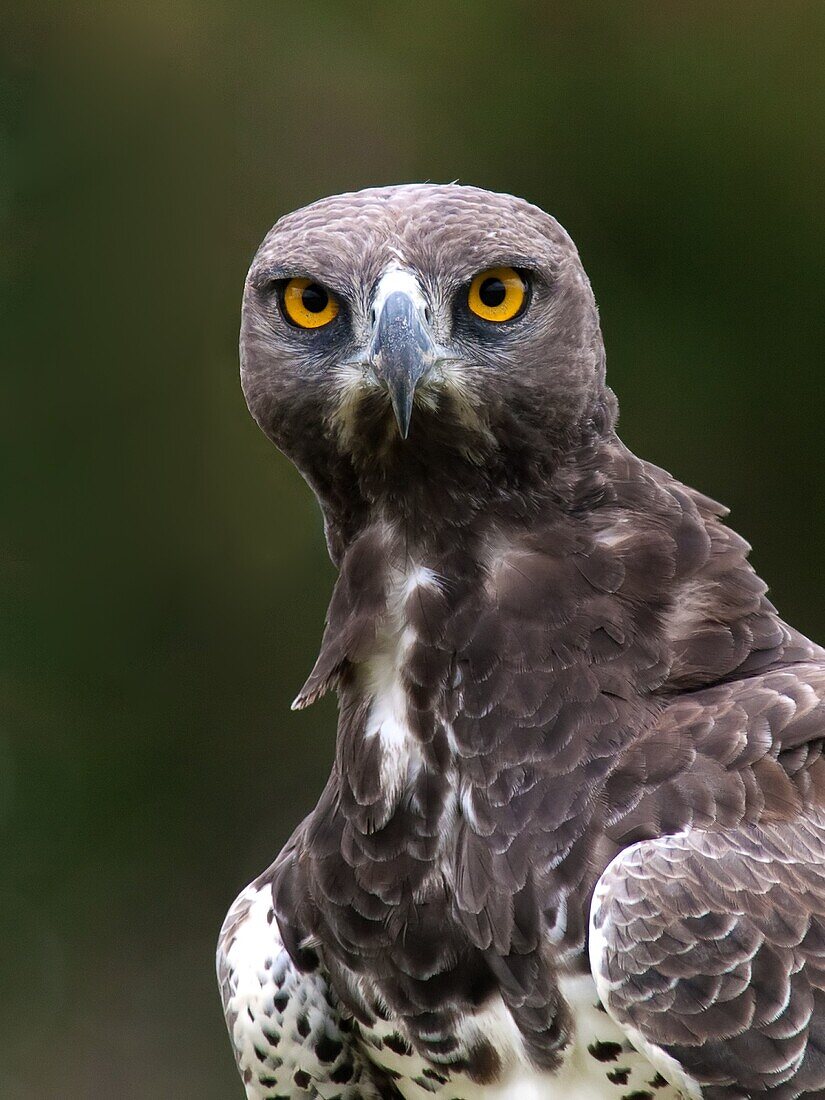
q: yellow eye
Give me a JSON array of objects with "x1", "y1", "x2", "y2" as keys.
[
  {"x1": 282, "y1": 277, "x2": 339, "y2": 329},
  {"x1": 467, "y1": 266, "x2": 527, "y2": 323}
]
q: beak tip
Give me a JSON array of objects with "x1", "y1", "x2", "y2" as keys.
[
  {"x1": 388, "y1": 389, "x2": 414, "y2": 440},
  {"x1": 394, "y1": 412, "x2": 412, "y2": 441}
]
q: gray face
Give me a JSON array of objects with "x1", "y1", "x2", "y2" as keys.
[{"x1": 240, "y1": 184, "x2": 609, "y2": 504}]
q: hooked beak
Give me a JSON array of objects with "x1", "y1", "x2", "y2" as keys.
[{"x1": 367, "y1": 284, "x2": 439, "y2": 439}]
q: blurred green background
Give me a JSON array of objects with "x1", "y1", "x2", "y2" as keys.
[{"x1": 2, "y1": 3, "x2": 824, "y2": 1096}]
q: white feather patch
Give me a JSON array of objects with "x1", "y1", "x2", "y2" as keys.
[{"x1": 361, "y1": 563, "x2": 439, "y2": 797}]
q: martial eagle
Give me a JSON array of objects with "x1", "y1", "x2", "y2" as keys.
[{"x1": 218, "y1": 184, "x2": 825, "y2": 1100}]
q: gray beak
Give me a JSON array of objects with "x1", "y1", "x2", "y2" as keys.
[{"x1": 367, "y1": 289, "x2": 438, "y2": 439}]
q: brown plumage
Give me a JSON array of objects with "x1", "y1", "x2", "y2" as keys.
[{"x1": 218, "y1": 184, "x2": 825, "y2": 1099}]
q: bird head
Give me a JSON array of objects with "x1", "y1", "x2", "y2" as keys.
[{"x1": 240, "y1": 184, "x2": 614, "y2": 545}]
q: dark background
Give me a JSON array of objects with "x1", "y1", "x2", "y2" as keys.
[{"x1": 2, "y1": 3, "x2": 823, "y2": 1096}]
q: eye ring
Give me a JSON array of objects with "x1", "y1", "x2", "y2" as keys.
[
  {"x1": 282, "y1": 277, "x2": 340, "y2": 329},
  {"x1": 467, "y1": 267, "x2": 527, "y2": 323}
]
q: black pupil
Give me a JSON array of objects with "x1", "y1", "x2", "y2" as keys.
[
  {"x1": 479, "y1": 277, "x2": 507, "y2": 308},
  {"x1": 301, "y1": 284, "x2": 328, "y2": 313}
]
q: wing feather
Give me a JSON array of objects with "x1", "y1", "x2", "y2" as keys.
[{"x1": 592, "y1": 813, "x2": 825, "y2": 1098}]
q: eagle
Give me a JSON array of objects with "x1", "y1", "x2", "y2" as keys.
[{"x1": 217, "y1": 184, "x2": 825, "y2": 1100}]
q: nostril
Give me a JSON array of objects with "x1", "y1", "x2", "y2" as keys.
[
  {"x1": 424, "y1": 306, "x2": 432, "y2": 324},
  {"x1": 370, "y1": 307, "x2": 377, "y2": 326}
]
